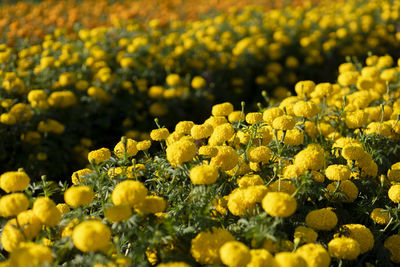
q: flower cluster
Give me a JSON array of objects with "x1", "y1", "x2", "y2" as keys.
[
  {"x1": 2, "y1": 0, "x2": 400, "y2": 180},
  {"x1": 0, "y1": 54, "x2": 400, "y2": 266}
]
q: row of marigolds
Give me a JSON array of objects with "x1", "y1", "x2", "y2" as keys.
[
  {"x1": 1, "y1": 58, "x2": 400, "y2": 266},
  {"x1": 2, "y1": 0, "x2": 400, "y2": 179}
]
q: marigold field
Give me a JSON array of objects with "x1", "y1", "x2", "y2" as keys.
[{"x1": 1, "y1": 0, "x2": 400, "y2": 266}]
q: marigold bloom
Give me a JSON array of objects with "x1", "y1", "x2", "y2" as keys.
[
  {"x1": 72, "y1": 221, "x2": 111, "y2": 252},
  {"x1": 261, "y1": 192, "x2": 297, "y2": 218},
  {"x1": 0, "y1": 171, "x2": 30, "y2": 193},
  {"x1": 112, "y1": 180, "x2": 147, "y2": 208},
  {"x1": 388, "y1": 185, "x2": 400, "y2": 203},
  {"x1": 211, "y1": 102, "x2": 234, "y2": 116},
  {"x1": 370, "y1": 208, "x2": 390, "y2": 225},
  {"x1": 0, "y1": 193, "x2": 29, "y2": 217},
  {"x1": 296, "y1": 243, "x2": 331, "y2": 267},
  {"x1": 274, "y1": 252, "x2": 307, "y2": 267},
  {"x1": 32, "y1": 197, "x2": 61, "y2": 227},
  {"x1": 114, "y1": 138, "x2": 138, "y2": 158},
  {"x1": 190, "y1": 227, "x2": 235, "y2": 265},
  {"x1": 328, "y1": 237, "x2": 360, "y2": 260},
  {"x1": 305, "y1": 208, "x2": 338, "y2": 231},
  {"x1": 219, "y1": 241, "x2": 251, "y2": 267},
  {"x1": 384, "y1": 235, "x2": 400, "y2": 263},
  {"x1": 64, "y1": 186, "x2": 95, "y2": 207},
  {"x1": 190, "y1": 165, "x2": 219, "y2": 185},
  {"x1": 88, "y1": 147, "x2": 111, "y2": 164},
  {"x1": 9, "y1": 242, "x2": 53, "y2": 267}
]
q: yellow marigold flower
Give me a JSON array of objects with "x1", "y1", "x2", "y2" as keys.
[
  {"x1": 72, "y1": 221, "x2": 111, "y2": 252},
  {"x1": 191, "y1": 123, "x2": 214, "y2": 139},
  {"x1": 345, "y1": 110, "x2": 368, "y2": 129},
  {"x1": 191, "y1": 76, "x2": 206, "y2": 89},
  {"x1": 0, "y1": 113, "x2": 17, "y2": 125},
  {"x1": 0, "y1": 193, "x2": 29, "y2": 217},
  {"x1": 1, "y1": 221, "x2": 25, "y2": 252},
  {"x1": 338, "y1": 224, "x2": 374, "y2": 254},
  {"x1": 282, "y1": 164, "x2": 305, "y2": 179},
  {"x1": 305, "y1": 208, "x2": 338, "y2": 231},
  {"x1": 147, "y1": 85, "x2": 164, "y2": 98},
  {"x1": 88, "y1": 147, "x2": 111, "y2": 164},
  {"x1": 388, "y1": 185, "x2": 400, "y2": 203},
  {"x1": 370, "y1": 208, "x2": 390, "y2": 225},
  {"x1": 37, "y1": 119, "x2": 65, "y2": 134},
  {"x1": 32, "y1": 197, "x2": 61, "y2": 227},
  {"x1": 87, "y1": 86, "x2": 110, "y2": 102},
  {"x1": 56, "y1": 203, "x2": 70, "y2": 214},
  {"x1": 219, "y1": 241, "x2": 251, "y2": 267},
  {"x1": 365, "y1": 122, "x2": 392, "y2": 137},
  {"x1": 328, "y1": 237, "x2": 360, "y2": 260},
  {"x1": 114, "y1": 138, "x2": 138, "y2": 158},
  {"x1": 274, "y1": 252, "x2": 307, "y2": 267},
  {"x1": 137, "y1": 140, "x2": 151, "y2": 151},
  {"x1": 48, "y1": 91, "x2": 77, "y2": 108},
  {"x1": 27, "y1": 89, "x2": 47, "y2": 103},
  {"x1": 208, "y1": 123, "x2": 235, "y2": 145},
  {"x1": 338, "y1": 71, "x2": 359, "y2": 86},
  {"x1": 339, "y1": 63, "x2": 356, "y2": 73},
  {"x1": 166, "y1": 74, "x2": 181, "y2": 87},
  {"x1": 228, "y1": 111, "x2": 245, "y2": 122},
  {"x1": 293, "y1": 101, "x2": 318, "y2": 118},
  {"x1": 293, "y1": 145, "x2": 325, "y2": 171},
  {"x1": 112, "y1": 180, "x2": 147, "y2": 208},
  {"x1": 198, "y1": 145, "x2": 218, "y2": 158},
  {"x1": 272, "y1": 115, "x2": 295, "y2": 130},
  {"x1": 228, "y1": 186, "x2": 268, "y2": 216},
  {"x1": 325, "y1": 164, "x2": 351, "y2": 181},
  {"x1": 296, "y1": 243, "x2": 331, "y2": 267},
  {"x1": 64, "y1": 186, "x2": 94, "y2": 207},
  {"x1": 157, "y1": 262, "x2": 191, "y2": 267},
  {"x1": 377, "y1": 55, "x2": 394, "y2": 69},
  {"x1": 0, "y1": 171, "x2": 30, "y2": 193},
  {"x1": 263, "y1": 107, "x2": 284, "y2": 125},
  {"x1": 246, "y1": 112, "x2": 263, "y2": 124},
  {"x1": 9, "y1": 242, "x2": 53, "y2": 267},
  {"x1": 190, "y1": 165, "x2": 219, "y2": 185},
  {"x1": 9, "y1": 103, "x2": 33, "y2": 122},
  {"x1": 326, "y1": 180, "x2": 358, "y2": 203},
  {"x1": 246, "y1": 249, "x2": 276, "y2": 267},
  {"x1": 237, "y1": 174, "x2": 263, "y2": 188},
  {"x1": 211, "y1": 102, "x2": 234, "y2": 116},
  {"x1": 190, "y1": 227, "x2": 235, "y2": 265},
  {"x1": 248, "y1": 146, "x2": 271, "y2": 163},
  {"x1": 105, "y1": 204, "x2": 132, "y2": 223},
  {"x1": 294, "y1": 226, "x2": 318, "y2": 244},
  {"x1": 311, "y1": 83, "x2": 332, "y2": 98},
  {"x1": 175, "y1": 121, "x2": 195, "y2": 134},
  {"x1": 166, "y1": 140, "x2": 197, "y2": 166},
  {"x1": 135, "y1": 196, "x2": 167, "y2": 215},
  {"x1": 210, "y1": 146, "x2": 239, "y2": 171},
  {"x1": 295, "y1": 80, "x2": 315, "y2": 98},
  {"x1": 388, "y1": 168, "x2": 400, "y2": 182},
  {"x1": 384, "y1": 235, "x2": 400, "y2": 263},
  {"x1": 277, "y1": 128, "x2": 304, "y2": 146},
  {"x1": 150, "y1": 128, "x2": 170, "y2": 141},
  {"x1": 71, "y1": 168, "x2": 93, "y2": 185},
  {"x1": 262, "y1": 192, "x2": 297, "y2": 218}
]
